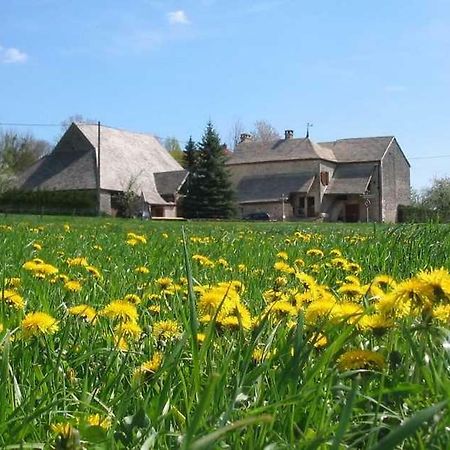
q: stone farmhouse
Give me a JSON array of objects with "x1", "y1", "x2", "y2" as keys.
[
  {"x1": 227, "y1": 130, "x2": 410, "y2": 222},
  {"x1": 16, "y1": 123, "x2": 187, "y2": 217}
]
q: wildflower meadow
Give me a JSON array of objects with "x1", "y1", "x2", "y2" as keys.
[{"x1": 0, "y1": 217, "x2": 449, "y2": 449}]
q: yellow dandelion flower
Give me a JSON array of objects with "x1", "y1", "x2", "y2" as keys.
[
  {"x1": 2, "y1": 289, "x2": 25, "y2": 309},
  {"x1": 217, "y1": 280, "x2": 245, "y2": 294},
  {"x1": 50, "y1": 422, "x2": 75, "y2": 438},
  {"x1": 330, "y1": 257, "x2": 348, "y2": 269},
  {"x1": 306, "y1": 248, "x2": 324, "y2": 257},
  {"x1": 32, "y1": 242, "x2": 42, "y2": 251},
  {"x1": 64, "y1": 280, "x2": 82, "y2": 293},
  {"x1": 330, "y1": 249, "x2": 342, "y2": 257},
  {"x1": 152, "y1": 320, "x2": 181, "y2": 340},
  {"x1": 295, "y1": 272, "x2": 317, "y2": 290},
  {"x1": 333, "y1": 302, "x2": 364, "y2": 324},
  {"x1": 63, "y1": 224, "x2": 71, "y2": 232},
  {"x1": 87, "y1": 414, "x2": 112, "y2": 430},
  {"x1": 264, "y1": 300, "x2": 297, "y2": 319},
  {"x1": 390, "y1": 278, "x2": 432, "y2": 311},
  {"x1": 371, "y1": 274, "x2": 397, "y2": 291},
  {"x1": 68, "y1": 304, "x2": 97, "y2": 323},
  {"x1": 123, "y1": 293, "x2": 141, "y2": 304},
  {"x1": 274, "y1": 261, "x2": 295, "y2": 274},
  {"x1": 219, "y1": 302, "x2": 253, "y2": 331},
  {"x1": 135, "y1": 266, "x2": 150, "y2": 274},
  {"x1": 126, "y1": 232, "x2": 147, "y2": 245},
  {"x1": 135, "y1": 352, "x2": 163, "y2": 378},
  {"x1": 276, "y1": 251, "x2": 289, "y2": 261},
  {"x1": 156, "y1": 277, "x2": 173, "y2": 289},
  {"x1": 21, "y1": 312, "x2": 59, "y2": 338},
  {"x1": 237, "y1": 263, "x2": 247, "y2": 272},
  {"x1": 345, "y1": 262, "x2": 362, "y2": 274},
  {"x1": 309, "y1": 332, "x2": 328, "y2": 349},
  {"x1": 148, "y1": 304, "x2": 161, "y2": 314},
  {"x1": 375, "y1": 292, "x2": 411, "y2": 318},
  {"x1": 358, "y1": 314, "x2": 394, "y2": 332},
  {"x1": 85, "y1": 265, "x2": 102, "y2": 279},
  {"x1": 416, "y1": 268, "x2": 450, "y2": 302},
  {"x1": 196, "y1": 333, "x2": 206, "y2": 343},
  {"x1": 101, "y1": 300, "x2": 138, "y2": 322},
  {"x1": 217, "y1": 258, "x2": 229, "y2": 268},
  {"x1": 433, "y1": 304, "x2": 450, "y2": 323},
  {"x1": 338, "y1": 283, "x2": 367, "y2": 301},
  {"x1": 5, "y1": 277, "x2": 21, "y2": 288},
  {"x1": 67, "y1": 257, "x2": 88, "y2": 267},
  {"x1": 115, "y1": 321, "x2": 142, "y2": 340},
  {"x1": 337, "y1": 350, "x2": 385, "y2": 371},
  {"x1": 305, "y1": 299, "x2": 336, "y2": 324}
]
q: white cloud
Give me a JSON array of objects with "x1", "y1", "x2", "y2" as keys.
[
  {"x1": 167, "y1": 10, "x2": 190, "y2": 25},
  {"x1": 0, "y1": 45, "x2": 28, "y2": 64}
]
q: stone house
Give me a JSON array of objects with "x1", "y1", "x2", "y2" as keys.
[
  {"x1": 16, "y1": 123, "x2": 187, "y2": 217},
  {"x1": 227, "y1": 130, "x2": 410, "y2": 222}
]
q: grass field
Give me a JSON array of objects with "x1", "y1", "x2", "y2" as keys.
[{"x1": 0, "y1": 216, "x2": 449, "y2": 449}]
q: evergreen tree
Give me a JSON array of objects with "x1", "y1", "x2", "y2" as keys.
[
  {"x1": 183, "y1": 122, "x2": 235, "y2": 219},
  {"x1": 183, "y1": 136, "x2": 197, "y2": 171}
]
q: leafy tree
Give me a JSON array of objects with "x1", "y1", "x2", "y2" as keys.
[
  {"x1": 164, "y1": 137, "x2": 185, "y2": 167},
  {"x1": 182, "y1": 122, "x2": 235, "y2": 219},
  {"x1": 0, "y1": 130, "x2": 50, "y2": 174},
  {"x1": 422, "y1": 176, "x2": 450, "y2": 218}
]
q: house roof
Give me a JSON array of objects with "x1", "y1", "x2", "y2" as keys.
[
  {"x1": 76, "y1": 123, "x2": 182, "y2": 204},
  {"x1": 17, "y1": 123, "x2": 183, "y2": 205},
  {"x1": 319, "y1": 136, "x2": 394, "y2": 163},
  {"x1": 325, "y1": 163, "x2": 376, "y2": 195},
  {"x1": 16, "y1": 150, "x2": 97, "y2": 191},
  {"x1": 237, "y1": 173, "x2": 315, "y2": 203},
  {"x1": 228, "y1": 138, "x2": 336, "y2": 164},
  {"x1": 228, "y1": 136, "x2": 396, "y2": 165},
  {"x1": 154, "y1": 170, "x2": 188, "y2": 197}
]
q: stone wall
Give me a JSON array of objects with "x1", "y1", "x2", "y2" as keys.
[{"x1": 381, "y1": 139, "x2": 411, "y2": 222}]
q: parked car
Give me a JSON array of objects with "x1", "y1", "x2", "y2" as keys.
[{"x1": 243, "y1": 211, "x2": 271, "y2": 221}]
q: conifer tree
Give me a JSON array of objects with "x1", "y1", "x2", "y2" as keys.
[{"x1": 183, "y1": 122, "x2": 235, "y2": 219}]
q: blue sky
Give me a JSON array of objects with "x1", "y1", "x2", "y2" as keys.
[{"x1": 1, "y1": 0, "x2": 449, "y2": 190}]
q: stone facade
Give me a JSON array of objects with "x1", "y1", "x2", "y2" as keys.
[{"x1": 227, "y1": 134, "x2": 410, "y2": 223}]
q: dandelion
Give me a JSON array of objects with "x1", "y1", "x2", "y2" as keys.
[
  {"x1": 5, "y1": 277, "x2": 21, "y2": 288},
  {"x1": 135, "y1": 266, "x2": 150, "y2": 274},
  {"x1": 68, "y1": 304, "x2": 97, "y2": 323},
  {"x1": 306, "y1": 248, "x2": 324, "y2": 258},
  {"x1": 85, "y1": 265, "x2": 102, "y2": 279},
  {"x1": 115, "y1": 321, "x2": 142, "y2": 340},
  {"x1": 126, "y1": 232, "x2": 147, "y2": 245},
  {"x1": 21, "y1": 312, "x2": 59, "y2": 338},
  {"x1": 237, "y1": 263, "x2": 247, "y2": 272},
  {"x1": 416, "y1": 268, "x2": 450, "y2": 302},
  {"x1": 433, "y1": 304, "x2": 450, "y2": 323},
  {"x1": 276, "y1": 251, "x2": 289, "y2": 261},
  {"x1": 51, "y1": 422, "x2": 75, "y2": 438},
  {"x1": 337, "y1": 349, "x2": 385, "y2": 371},
  {"x1": 152, "y1": 320, "x2": 181, "y2": 340},
  {"x1": 87, "y1": 414, "x2": 112, "y2": 430},
  {"x1": 123, "y1": 293, "x2": 141, "y2": 304},
  {"x1": 274, "y1": 261, "x2": 295, "y2": 274},
  {"x1": 67, "y1": 257, "x2": 88, "y2": 267},
  {"x1": 2, "y1": 289, "x2": 25, "y2": 309},
  {"x1": 305, "y1": 299, "x2": 336, "y2": 324},
  {"x1": 358, "y1": 314, "x2": 394, "y2": 332},
  {"x1": 134, "y1": 352, "x2": 163, "y2": 379},
  {"x1": 309, "y1": 332, "x2": 328, "y2": 349},
  {"x1": 148, "y1": 304, "x2": 161, "y2": 314},
  {"x1": 32, "y1": 242, "x2": 42, "y2": 251},
  {"x1": 64, "y1": 280, "x2": 82, "y2": 293},
  {"x1": 264, "y1": 300, "x2": 297, "y2": 319},
  {"x1": 101, "y1": 300, "x2": 138, "y2": 322}
]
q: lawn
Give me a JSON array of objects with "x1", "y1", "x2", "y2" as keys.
[{"x1": 0, "y1": 216, "x2": 449, "y2": 449}]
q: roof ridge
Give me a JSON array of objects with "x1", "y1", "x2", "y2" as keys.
[{"x1": 74, "y1": 122, "x2": 157, "y2": 139}]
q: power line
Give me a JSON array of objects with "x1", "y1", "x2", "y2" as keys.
[{"x1": 1, "y1": 121, "x2": 450, "y2": 158}]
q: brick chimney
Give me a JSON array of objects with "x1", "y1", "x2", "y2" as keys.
[
  {"x1": 284, "y1": 129, "x2": 294, "y2": 140},
  {"x1": 239, "y1": 133, "x2": 252, "y2": 143}
]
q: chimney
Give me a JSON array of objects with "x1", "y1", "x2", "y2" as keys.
[
  {"x1": 239, "y1": 133, "x2": 252, "y2": 143},
  {"x1": 284, "y1": 129, "x2": 294, "y2": 140}
]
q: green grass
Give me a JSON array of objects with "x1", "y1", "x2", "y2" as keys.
[{"x1": 0, "y1": 216, "x2": 449, "y2": 449}]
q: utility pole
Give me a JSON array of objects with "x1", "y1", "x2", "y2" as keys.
[{"x1": 97, "y1": 121, "x2": 101, "y2": 216}]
